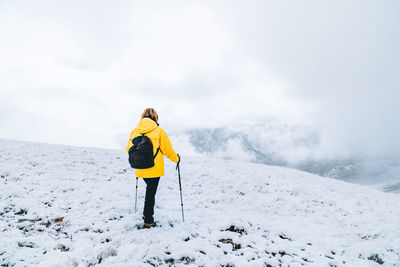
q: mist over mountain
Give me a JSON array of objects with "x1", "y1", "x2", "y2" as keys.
[{"x1": 170, "y1": 121, "x2": 400, "y2": 193}]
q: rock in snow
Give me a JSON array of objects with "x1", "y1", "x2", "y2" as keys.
[{"x1": 0, "y1": 138, "x2": 399, "y2": 266}]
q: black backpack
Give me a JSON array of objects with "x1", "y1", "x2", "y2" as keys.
[{"x1": 128, "y1": 134, "x2": 160, "y2": 169}]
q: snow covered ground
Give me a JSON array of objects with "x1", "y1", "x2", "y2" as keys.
[{"x1": 1, "y1": 138, "x2": 399, "y2": 266}]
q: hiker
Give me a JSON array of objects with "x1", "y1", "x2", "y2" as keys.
[{"x1": 126, "y1": 108, "x2": 180, "y2": 228}]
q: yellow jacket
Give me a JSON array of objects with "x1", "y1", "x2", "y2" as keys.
[{"x1": 126, "y1": 118, "x2": 179, "y2": 178}]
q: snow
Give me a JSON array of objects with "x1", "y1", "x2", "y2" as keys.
[{"x1": 1, "y1": 138, "x2": 399, "y2": 266}]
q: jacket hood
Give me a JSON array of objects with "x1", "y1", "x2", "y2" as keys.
[{"x1": 136, "y1": 118, "x2": 158, "y2": 134}]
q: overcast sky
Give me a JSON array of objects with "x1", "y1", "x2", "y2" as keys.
[{"x1": 0, "y1": 0, "x2": 399, "y2": 155}]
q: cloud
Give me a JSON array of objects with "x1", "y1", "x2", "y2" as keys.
[
  {"x1": 209, "y1": 0, "x2": 400, "y2": 155},
  {"x1": 0, "y1": 0, "x2": 399, "y2": 158}
]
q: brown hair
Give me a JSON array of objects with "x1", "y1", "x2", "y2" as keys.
[{"x1": 141, "y1": 108, "x2": 159, "y2": 122}]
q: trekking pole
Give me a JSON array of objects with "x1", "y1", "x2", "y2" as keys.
[
  {"x1": 135, "y1": 177, "x2": 138, "y2": 213},
  {"x1": 177, "y1": 162, "x2": 185, "y2": 222}
]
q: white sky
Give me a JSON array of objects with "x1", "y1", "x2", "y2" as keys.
[{"x1": 0, "y1": 0, "x2": 399, "y2": 155}]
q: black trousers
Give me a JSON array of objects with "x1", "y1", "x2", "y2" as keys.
[{"x1": 143, "y1": 177, "x2": 160, "y2": 224}]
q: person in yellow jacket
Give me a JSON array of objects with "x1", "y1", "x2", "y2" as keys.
[{"x1": 126, "y1": 108, "x2": 180, "y2": 228}]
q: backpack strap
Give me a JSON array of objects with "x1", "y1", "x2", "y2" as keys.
[{"x1": 153, "y1": 147, "x2": 160, "y2": 159}]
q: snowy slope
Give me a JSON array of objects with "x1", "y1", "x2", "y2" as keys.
[{"x1": 1, "y1": 139, "x2": 400, "y2": 266}]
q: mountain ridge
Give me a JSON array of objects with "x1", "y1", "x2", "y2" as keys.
[{"x1": 170, "y1": 123, "x2": 400, "y2": 192}]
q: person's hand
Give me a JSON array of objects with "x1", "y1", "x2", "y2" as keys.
[{"x1": 176, "y1": 154, "x2": 181, "y2": 170}]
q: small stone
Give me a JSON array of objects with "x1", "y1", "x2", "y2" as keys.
[
  {"x1": 15, "y1": 209, "x2": 28, "y2": 216},
  {"x1": 40, "y1": 221, "x2": 51, "y2": 228},
  {"x1": 54, "y1": 217, "x2": 64, "y2": 224},
  {"x1": 18, "y1": 241, "x2": 35, "y2": 248},
  {"x1": 57, "y1": 244, "x2": 70, "y2": 252},
  {"x1": 219, "y1": 239, "x2": 233, "y2": 244}
]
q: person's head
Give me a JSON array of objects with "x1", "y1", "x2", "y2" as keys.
[{"x1": 141, "y1": 108, "x2": 159, "y2": 122}]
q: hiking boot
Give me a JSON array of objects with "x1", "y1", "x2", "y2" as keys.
[{"x1": 143, "y1": 223, "x2": 155, "y2": 228}]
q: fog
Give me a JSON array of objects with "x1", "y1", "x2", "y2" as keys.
[
  {"x1": 214, "y1": 0, "x2": 400, "y2": 157},
  {"x1": 1, "y1": 1, "x2": 399, "y2": 165}
]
